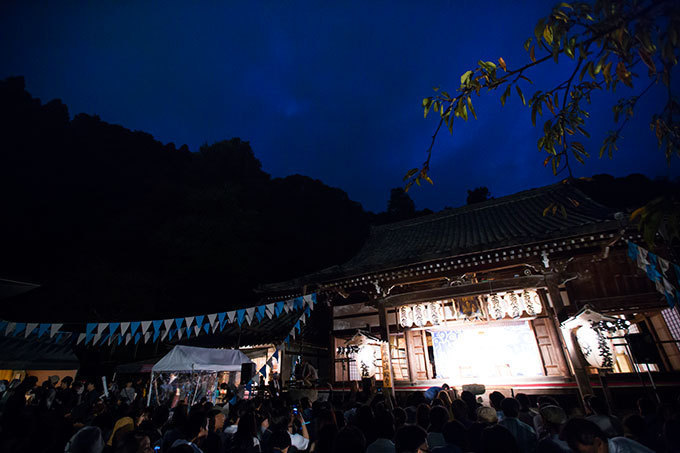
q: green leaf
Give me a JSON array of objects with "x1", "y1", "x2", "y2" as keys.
[
  {"x1": 466, "y1": 96, "x2": 477, "y2": 120},
  {"x1": 543, "y1": 25, "x2": 554, "y2": 45},
  {"x1": 516, "y1": 86, "x2": 526, "y2": 106},
  {"x1": 534, "y1": 18, "x2": 546, "y2": 40},
  {"x1": 460, "y1": 70, "x2": 473, "y2": 85},
  {"x1": 403, "y1": 168, "x2": 419, "y2": 181},
  {"x1": 501, "y1": 85, "x2": 512, "y2": 106},
  {"x1": 524, "y1": 37, "x2": 533, "y2": 51}
]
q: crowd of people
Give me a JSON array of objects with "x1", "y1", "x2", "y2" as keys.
[{"x1": 1, "y1": 374, "x2": 679, "y2": 453}]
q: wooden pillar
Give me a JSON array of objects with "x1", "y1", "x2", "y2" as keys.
[
  {"x1": 404, "y1": 328, "x2": 417, "y2": 384},
  {"x1": 546, "y1": 282, "x2": 593, "y2": 404},
  {"x1": 378, "y1": 302, "x2": 395, "y2": 407}
]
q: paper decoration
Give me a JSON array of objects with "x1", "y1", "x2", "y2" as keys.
[
  {"x1": 236, "y1": 309, "x2": 245, "y2": 326},
  {"x1": 120, "y1": 322, "x2": 131, "y2": 336},
  {"x1": 218, "y1": 312, "x2": 227, "y2": 330},
  {"x1": 5, "y1": 322, "x2": 15, "y2": 336},
  {"x1": 194, "y1": 316, "x2": 204, "y2": 330},
  {"x1": 77, "y1": 333, "x2": 86, "y2": 345},
  {"x1": 141, "y1": 321, "x2": 152, "y2": 334},
  {"x1": 185, "y1": 317, "x2": 194, "y2": 329},
  {"x1": 266, "y1": 303, "x2": 275, "y2": 318}
]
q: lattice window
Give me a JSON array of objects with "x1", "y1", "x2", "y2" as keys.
[{"x1": 662, "y1": 308, "x2": 680, "y2": 342}]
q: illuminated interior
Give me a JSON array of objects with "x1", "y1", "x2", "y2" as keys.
[{"x1": 430, "y1": 321, "x2": 544, "y2": 379}]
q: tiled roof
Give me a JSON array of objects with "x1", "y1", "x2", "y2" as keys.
[{"x1": 262, "y1": 182, "x2": 622, "y2": 291}]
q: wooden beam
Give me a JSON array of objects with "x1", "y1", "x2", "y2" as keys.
[{"x1": 382, "y1": 274, "x2": 552, "y2": 307}]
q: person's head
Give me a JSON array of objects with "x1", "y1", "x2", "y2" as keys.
[
  {"x1": 429, "y1": 405, "x2": 449, "y2": 433},
  {"x1": 476, "y1": 406, "x2": 498, "y2": 424},
  {"x1": 515, "y1": 393, "x2": 530, "y2": 411},
  {"x1": 442, "y1": 420, "x2": 467, "y2": 449},
  {"x1": 561, "y1": 418, "x2": 608, "y2": 453},
  {"x1": 270, "y1": 429, "x2": 292, "y2": 453},
  {"x1": 416, "y1": 403, "x2": 430, "y2": 429},
  {"x1": 61, "y1": 376, "x2": 74, "y2": 389},
  {"x1": 393, "y1": 407, "x2": 407, "y2": 428},
  {"x1": 121, "y1": 430, "x2": 152, "y2": 453},
  {"x1": 500, "y1": 398, "x2": 520, "y2": 418},
  {"x1": 23, "y1": 375, "x2": 39, "y2": 388},
  {"x1": 584, "y1": 395, "x2": 609, "y2": 416},
  {"x1": 333, "y1": 426, "x2": 365, "y2": 453},
  {"x1": 482, "y1": 424, "x2": 519, "y2": 453},
  {"x1": 636, "y1": 397, "x2": 655, "y2": 416},
  {"x1": 125, "y1": 381, "x2": 133, "y2": 388},
  {"x1": 86, "y1": 381, "x2": 96, "y2": 392},
  {"x1": 65, "y1": 426, "x2": 105, "y2": 453},
  {"x1": 375, "y1": 411, "x2": 395, "y2": 440},
  {"x1": 49, "y1": 375, "x2": 60, "y2": 386},
  {"x1": 451, "y1": 398, "x2": 470, "y2": 421},
  {"x1": 539, "y1": 405, "x2": 567, "y2": 435},
  {"x1": 488, "y1": 391, "x2": 505, "y2": 410},
  {"x1": 208, "y1": 409, "x2": 226, "y2": 432},
  {"x1": 186, "y1": 410, "x2": 208, "y2": 442},
  {"x1": 395, "y1": 424, "x2": 427, "y2": 453},
  {"x1": 537, "y1": 396, "x2": 559, "y2": 408},
  {"x1": 436, "y1": 390, "x2": 452, "y2": 407},
  {"x1": 73, "y1": 381, "x2": 84, "y2": 395}
]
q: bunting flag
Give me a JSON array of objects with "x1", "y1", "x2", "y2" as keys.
[
  {"x1": 275, "y1": 301, "x2": 284, "y2": 317},
  {"x1": 194, "y1": 326, "x2": 201, "y2": 337},
  {"x1": 118, "y1": 335, "x2": 123, "y2": 345},
  {"x1": 195, "y1": 315, "x2": 204, "y2": 331},
  {"x1": 85, "y1": 323, "x2": 96, "y2": 343},
  {"x1": 174, "y1": 318, "x2": 183, "y2": 331},
  {"x1": 245, "y1": 307, "x2": 256, "y2": 325},
  {"x1": 109, "y1": 322, "x2": 120, "y2": 336},
  {"x1": 124, "y1": 333, "x2": 132, "y2": 345},
  {"x1": 92, "y1": 332, "x2": 101, "y2": 345},
  {"x1": 627, "y1": 241, "x2": 679, "y2": 308},
  {"x1": 185, "y1": 326, "x2": 191, "y2": 338},
  {"x1": 185, "y1": 317, "x2": 194, "y2": 329},
  {"x1": 130, "y1": 321, "x2": 141, "y2": 337},
  {"x1": 177, "y1": 328, "x2": 183, "y2": 340},
  {"x1": 218, "y1": 312, "x2": 227, "y2": 331},
  {"x1": 121, "y1": 322, "x2": 131, "y2": 336},
  {"x1": 257, "y1": 305, "x2": 266, "y2": 321},
  {"x1": 134, "y1": 332, "x2": 141, "y2": 344},
  {"x1": 207, "y1": 314, "x2": 217, "y2": 331},
  {"x1": 5, "y1": 322, "x2": 16, "y2": 336},
  {"x1": 236, "y1": 309, "x2": 245, "y2": 326},
  {"x1": 203, "y1": 323, "x2": 210, "y2": 335},
  {"x1": 50, "y1": 323, "x2": 63, "y2": 338},
  {"x1": 141, "y1": 321, "x2": 152, "y2": 335},
  {"x1": 163, "y1": 319, "x2": 173, "y2": 333},
  {"x1": 153, "y1": 329, "x2": 161, "y2": 342},
  {"x1": 77, "y1": 333, "x2": 86, "y2": 345},
  {"x1": 0, "y1": 321, "x2": 7, "y2": 336},
  {"x1": 266, "y1": 303, "x2": 275, "y2": 319},
  {"x1": 100, "y1": 333, "x2": 111, "y2": 345},
  {"x1": 37, "y1": 323, "x2": 50, "y2": 338},
  {"x1": 144, "y1": 332, "x2": 151, "y2": 343},
  {"x1": 13, "y1": 322, "x2": 26, "y2": 337}
]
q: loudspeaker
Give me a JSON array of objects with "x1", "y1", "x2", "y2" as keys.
[{"x1": 240, "y1": 362, "x2": 256, "y2": 385}]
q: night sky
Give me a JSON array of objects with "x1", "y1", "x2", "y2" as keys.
[{"x1": 2, "y1": 1, "x2": 677, "y2": 212}]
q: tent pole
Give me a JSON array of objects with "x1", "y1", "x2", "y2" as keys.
[{"x1": 147, "y1": 371, "x2": 154, "y2": 406}]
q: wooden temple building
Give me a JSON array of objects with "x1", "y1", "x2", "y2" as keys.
[{"x1": 261, "y1": 183, "x2": 680, "y2": 401}]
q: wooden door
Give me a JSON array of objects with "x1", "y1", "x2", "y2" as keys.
[
  {"x1": 406, "y1": 329, "x2": 432, "y2": 380},
  {"x1": 531, "y1": 318, "x2": 567, "y2": 376}
]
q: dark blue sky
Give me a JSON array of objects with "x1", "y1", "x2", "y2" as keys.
[{"x1": 2, "y1": 1, "x2": 677, "y2": 212}]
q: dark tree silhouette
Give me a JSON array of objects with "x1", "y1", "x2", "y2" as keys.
[{"x1": 466, "y1": 187, "x2": 492, "y2": 205}]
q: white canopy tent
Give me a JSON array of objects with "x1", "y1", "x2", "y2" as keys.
[{"x1": 148, "y1": 345, "x2": 253, "y2": 405}]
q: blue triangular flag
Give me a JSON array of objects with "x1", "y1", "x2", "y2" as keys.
[
  {"x1": 236, "y1": 309, "x2": 245, "y2": 326},
  {"x1": 13, "y1": 322, "x2": 26, "y2": 337},
  {"x1": 305, "y1": 306, "x2": 311, "y2": 317},
  {"x1": 100, "y1": 333, "x2": 111, "y2": 345},
  {"x1": 134, "y1": 332, "x2": 141, "y2": 344},
  {"x1": 195, "y1": 315, "x2": 204, "y2": 330},
  {"x1": 275, "y1": 301, "x2": 284, "y2": 317},
  {"x1": 0, "y1": 320, "x2": 7, "y2": 334},
  {"x1": 311, "y1": 293, "x2": 317, "y2": 304},
  {"x1": 169, "y1": 327, "x2": 176, "y2": 340},
  {"x1": 295, "y1": 320, "x2": 301, "y2": 333},
  {"x1": 117, "y1": 335, "x2": 123, "y2": 345},
  {"x1": 284, "y1": 335, "x2": 290, "y2": 346},
  {"x1": 37, "y1": 323, "x2": 50, "y2": 338},
  {"x1": 217, "y1": 312, "x2": 226, "y2": 330},
  {"x1": 55, "y1": 332, "x2": 63, "y2": 344},
  {"x1": 273, "y1": 349, "x2": 279, "y2": 360},
  {"x1": 152, "y1": 320, "x2": 163, "y2": 333},
  {"x1": 257, "y1": 305, "x2": 266, "y2": 320},
  {"x1": 185, "y1": 326, "x2": 191, "y2": 338},
  {"x1": 628, "y1": 241, "x2": 639, "y2": 261},
  {"x1": 294, "y1": 297, "x2": 303, "y2": 310},
  {"x1": 203, "y1": 323, "x2": 210, "y2": 334},
  {"x1": 153, "y1": 329, "x2": 161, "y2": 342},
  {"x1": 130, "y1": 321, "x2": 141, "y2": 336},
  {"x1": 259, "y1": 365, "x2": 266, "y2": 377},
  {"x1": 85, "y1": 323, "x2": 96, "y2": 343},
  {"x1": 109, "y1": 322, "x2": 120, "y2": 335}
]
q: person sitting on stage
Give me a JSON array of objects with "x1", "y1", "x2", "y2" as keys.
[{"x1": 301, "y1": 359, "x2": 318, "y2": 387}]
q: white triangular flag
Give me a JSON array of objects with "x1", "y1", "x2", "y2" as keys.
[
  {"x1": 177, "y1": 328, "x2": 183, "y2": 340},
  {"x1": 207, "y1": 313, "x2": 217, "y2": 326},
  {"x1": 97, "y1": 323, "x2": 108, "y2": 334},
  {"x1": 50, "y1": 323, "x2": 63, "y2": 338},
  {"x1": 266, "y1": 303, "x2": 275, "y2": 319},
  {"x1": 77, "y1": 333, "x2": 86, "y2": 345},
  {"x1": 194, "y1": 326, "x2": 200, "y2": 336},
  {"x1": 285, "y1": 299, "x2": 294, "y2": 313},
  {"x1": 125, "y1": 333, "x2": 132, "y2": 345},
  {"x1": 108, "y1": 334, "x2": 116, "y2": 346},
  {"x1": 5, "y1": 322, "x2": 15, "y2": 336},
  {"x1": 144, "y1": 332, "x2": 151, "y2": 343},
  {"x1": 92, "y1": 333, "x2": 101, "y2": 345},
  {"x1": 185, "y1": 316, "x2": 194, "y2": 328},
  {"x1": 300, "y1": 313, "x2": 306, "y2": 325},
  {"x1": 141, "y1": 321, "x2": 152, "y2": 334},
  {"x1": 161, "y1": 329, "x2": 169, "y2": 341},
  {"x1": 245, "y1": 307, "x2": 256, "y2": 324},
  {"x1": 290, "y1": 328, "x2": 296, "y2": 339},
  {"x1": 25, "y1": 323, "x2": 38, "y2": 338},
  {"x1": 303, "y1": 294, "x2": 314, "y2": 309},
  {"x1": 227, "y1": 311, "x2": 236, "y2": 323},
  {"x1": 120, "y1": 322, "x2": 130, "y2": 336}
]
